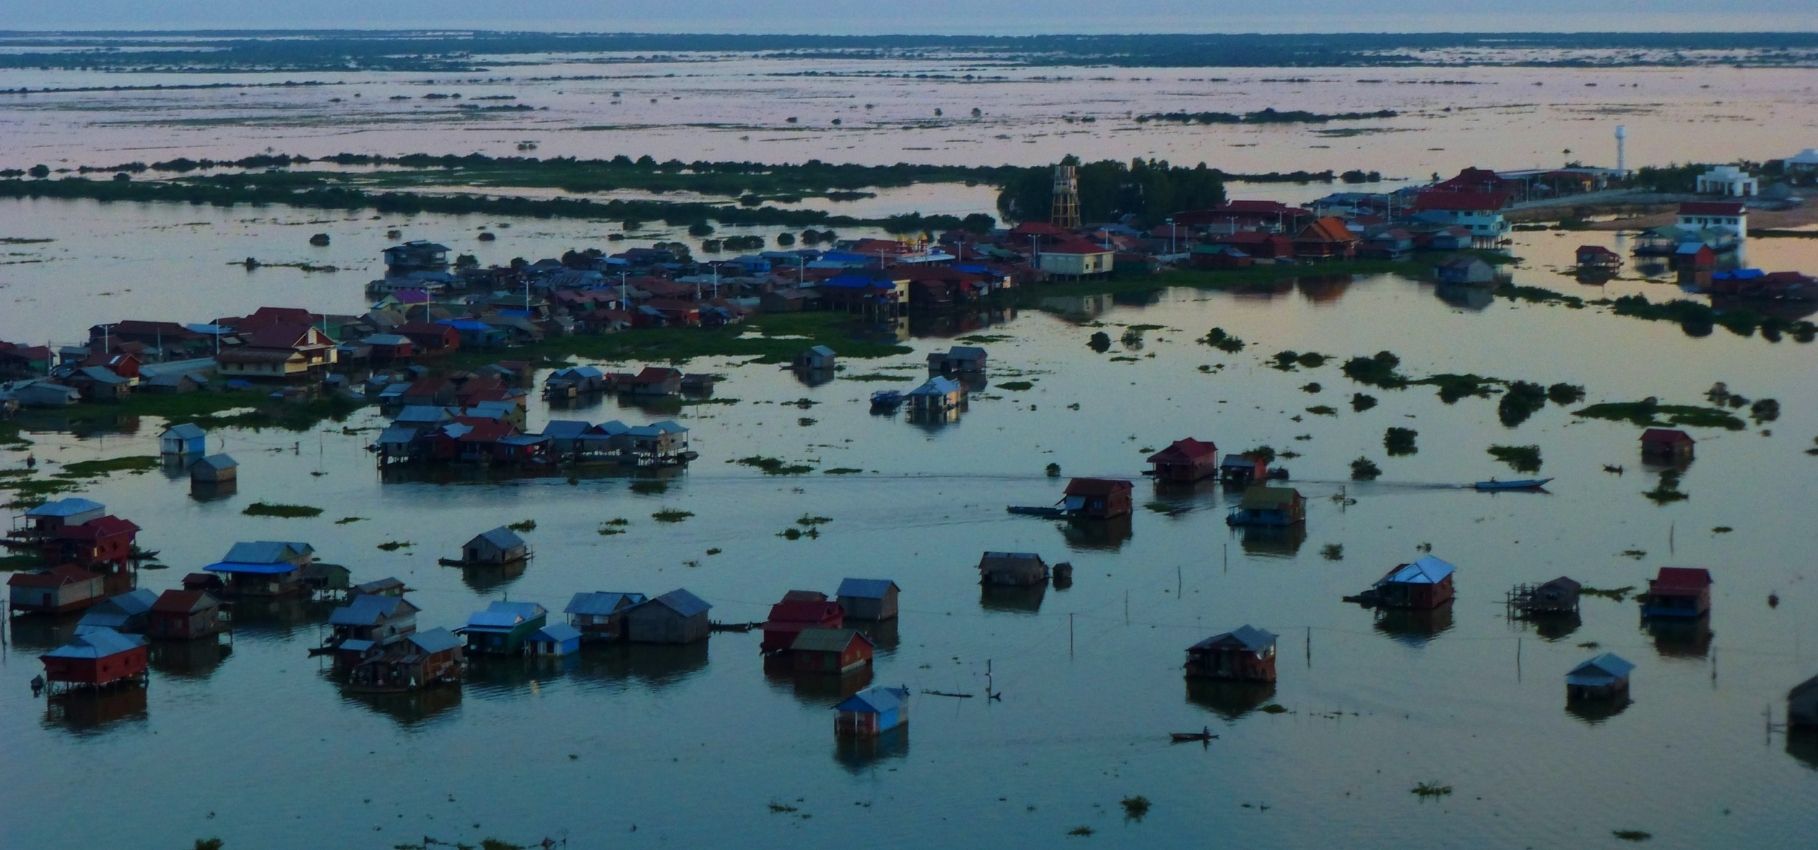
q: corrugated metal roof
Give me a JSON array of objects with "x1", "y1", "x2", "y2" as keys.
[
  {"x1": 409, "y1": 628, "x2": 462, "y2": 654},
  {"x1": 534, "y1": 623, "x2": 582, "y2": 643},
  {"x1": 339, "y1": 639, "x2": 375, "y2": 653},
  {"x1": 204, "y1": 561, "x2": 298, "y2": 576},
  {"x1": 162, "y1": 423, "x2": 206, "y2": 440},
  {"x1": 1567, "y1": 653, "x2": 1635, "y2": 684},
  {"x1": 466, "y1": 600, "x2": 546, "y2": 630},
  {"x1": 837, "y1": 578, "x2": 899, "y2": 600},
  {"x1": 565, "y1": 591, "x2": 647, "y2": 616},
  {"x1": 643, "y1": 588, "x2": 710, "y2": 618},
  {"x1": 471, "y1": 526, "x2": 525, "y2": 550},
  {"x1": 42, "y1": 627, "x2": 144, "y2": 660},
  {"x1": 329, "y1": 594, "x2": 411, "y2": 626},
  {"x1": 909, "y1": 377, "x2": 962, "y2": 396},
  {"x1": 834, "y1": 685, "x2": 910, "y2": 714},
  {"x1": 86, "y1": 589, "x2": 158, "y2": 618},
  {"x1": 791, "y1": 628, "x2": 871, "y2": 653},
  {"x1": 222, "y1": 541, "x2": 312, "y2": 564},
  {"x1": 1193, "y1": 624, "x2": 1278, "y2": 654},
  {"x1": 195, "y1": 453, "x2": 237, "y2": 470},
  {"x1": 25, "y1": 498, "x2": 103, "y2": 518},
  {"x1": 1380, "y1": 555, "x2": 1456, "y2": 586}
]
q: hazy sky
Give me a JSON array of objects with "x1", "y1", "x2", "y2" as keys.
[{"x1": 10, "y1": 0, "x2": 1816, "y2": 34}]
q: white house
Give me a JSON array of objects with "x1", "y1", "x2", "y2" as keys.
[
  {"x1": 1784, "y1": 149, "x2": 1818, "y2": 181},
  {"x1": 1694, "y1": 165, "x2": 1759, "y2": 198},
  {"x1": 1676, "y1": 202, "x2": 1748, "y2": 238},
  {"x1": 1037, "y1": 239, "x2": 1114, "y2": 279}
]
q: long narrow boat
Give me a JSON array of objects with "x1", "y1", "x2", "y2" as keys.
[{"x1": 1472, "y1": 478, "x2": 1552, "y2": 491}]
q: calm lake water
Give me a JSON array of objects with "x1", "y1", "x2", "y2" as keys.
[{"x1": 3, "y1": 48, "x2": 1818, "y2": 850}]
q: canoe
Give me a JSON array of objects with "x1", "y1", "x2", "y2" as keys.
[{"x1": 1473, "y1": 478, "x2": 1552, "y2": 491}]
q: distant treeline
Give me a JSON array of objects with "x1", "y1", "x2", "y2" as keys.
[
  {"x1": 996, "y1": 157, "x2": 1227, "y2": 224},
  {"x1": 3, "y1": 32, "x2": 1816, "y2": 72},
  {"x1": 1135, "y1": 108, "x2": 1399, "y2": 125}
]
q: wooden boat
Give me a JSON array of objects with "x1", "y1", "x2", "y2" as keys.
[
  {"x1": 437, "y1": 553, "x2": 533, "y2": 568},
  {"x1": 1170, "y1": 730, "x2": 1219, "y2": 743},
  {"x1": 1473, "y1": 478, "x2": 1552, "y2": 491},
  {"x1": 1007, "y1": 505, "x2": 1066, "y2": 518},
  {"x1": 869, "y1": 390, "x2": 904, "y2": 410}
]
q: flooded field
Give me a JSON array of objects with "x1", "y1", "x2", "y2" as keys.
[{"x1": 2, "y1": 42, "x2": 1817, "y2": 850}]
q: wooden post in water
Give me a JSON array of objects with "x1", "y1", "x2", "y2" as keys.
[
  {"x1": 1124, "y1": 591, "x2": 1130, "y2": 625},
  {"x1": 1516, "y1": 637, "x2": 1522, "y2": 681},
  {"x1": 1069, "y1": 613, "x2": 1074, "y2": 658},
  {"x1": 1305, "y1": 626, "x2": 1311, "y2": 667}
]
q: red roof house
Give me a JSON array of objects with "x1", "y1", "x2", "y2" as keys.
[
  {"x1": 1642, "y1": 567, "x2": 1713, "y2": 618},
  {"x1": 1062, "y1": 477, "x2": 1134, "y2": 519},
  {"x1": 1640, "y1": 428, "x2": 1695, "y2": 462},
  {"x1": 761, "y1": 591, "x2": 846, "y2": 654},
  {"x1": 1293, "y1": 217, "x2": 1359, "y2": 260},
  {"x1": 1148, "y1": 438, "x2": 1219, "y2": 483},
  {"x1": 8, "y1": 563, "x2": 107, "y2": 614}
]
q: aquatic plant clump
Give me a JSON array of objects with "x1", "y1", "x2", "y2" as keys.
[
  {"x1": 1487, "y1": 445, "x2": 1542, "y2": 473},
  {"x1": 242, "y1": 502, "x2": 323, "y2": 518}
]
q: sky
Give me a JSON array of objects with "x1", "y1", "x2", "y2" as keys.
[{"x1": 7, "y1": 0, "x2": 1816, "y2": 34}]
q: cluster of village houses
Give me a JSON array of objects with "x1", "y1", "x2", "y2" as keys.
[
  {"x1": 10, "y1": 156, "x2": 1818, "y2": 733},
  {"x1": 17, "y1": 412, "x2": 1818, "y2": 733}
]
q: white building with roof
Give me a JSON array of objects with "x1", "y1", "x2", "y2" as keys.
[{"x1": 1694, "y1": 165, "x2": 1759, "y2": 197}]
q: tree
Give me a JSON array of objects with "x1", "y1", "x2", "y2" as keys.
[
  {"x1": 959, "y1": 212, "x2": 996, "y2": 234},
  {"x1": 28, "y1": 164, "x2": 49, "y2": 178}
]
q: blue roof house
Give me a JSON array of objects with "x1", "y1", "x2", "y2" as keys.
[
  {"x1": 836, "y1": 578, "x2": 901, "y2": 621},
  {"x1": 529, "y1": 622, "x2": 582, "y2": 657},
  {"x1": 1566, "y1": 653, "x2": 1635, "y2": 701},
  {"x1": 458, "y1": 600, "x2": 547, "y2": 655},
  {"x1": 565, "y1": 591, "x2": 649, "y2": 641},
  {"x1": 835, "y1": 685, "x2": 911, "y2": 737},
  {"x1": 76, "y1": 589, "x2": 159, "y2": 634},
  {"x1": 159, "y1": 423, "x2": 207, "y2": 456}
]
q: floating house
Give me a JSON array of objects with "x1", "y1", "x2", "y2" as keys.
[
  {"x1": 457, "y1": 527, "x2": 530, "y2": 566},
  {"x1": 1641, "y1": 567, "x2": 1712, "y2": 619},
  {"x1": 528, "y1": 623, "x2": 582, "y2": 657},
  {"x1": 625, "y1": 421, "x2": 690, "y2": 462},
  {"x1": 927, "y1": 346, "x2": 988, "y2": 374},
  {"x1": 1434, "y1": 255, "x2": 1496, "y2": 286},
  {"x1": 147, "y1": 590, "x2": 229, "y2": 641},
  {"x1": 625, "y1": 588, "x2": 712, "y2": 644},
  {"x1": 625, "y1": 366, "x2": 683, "y2": 397},
  {"x1": 762, "y1": 590, "x2": 846, "y2": 654},
  {"x1": 1219, "y1": 453, "x2": 1269, "y2": 486},
  {"x1": 1184, "y1": 625, "x2": 1278, "y2": 683},
  {"x1": 979, "y1": 551, "x2": 1049, "y2": 587},
  {"x1": 1575, "y1": 245, "x2": 1623, "y2": 273},
  {"x1": 834, "y1": 685, "x2": 911, "y2": 738},
  {"x1": 328, "y1": 594, "x2": 420, "y2": 656},
  {"x1": 351, "y1": 577, "x2": 407, "y2": 598},
  {"x1": 1509, "y1": 576, "x2": 1581, "y2": 617},
  {"x1": 347, "y1": 627, "x2": 464, "y2": 693},
  {"x1": 203, "y1": 541, "x2": 316, "y2": 597},
  {"x1": 1061, "y1": 477, "x2": 1133, "y2": 519},
  {"x1": 794, "y1": 345, "x2": 837, "y2": 371},
  {"x1": 836, "y1": 578, "x2": 900, "y2": 621},
  {"x1": 1789, "y1": 676, "x2": 1818, "y2": 729},
  {"x1": 1566, "y1": 653, "x2": 1635, "y2": 701},
  {"x1": 1640, "y1": 428, "x2": 1695, "y2": 462},
  {"x1": 40, "y1": 628, "x2": 149, "y2": 693},
  {"x1": 11, "y1": 497, "x2": 106, "y2": 542},
  {"x1": 76, "y1": 589, "x2": 158, "y2": 634},
  {"x1": 543, "y1": 365, "x2": 606, "y2": 398},
  {"x1": 458, "y1": 601, "x2": 548, "y2": 655},
  {"x1": 8, "y1": 564, "x2": 106, "y2": 614},
  {"x1": 1226, "y1": 486, "x2": 1305, "y2": 527},
  {"x1": 44, "y1": 515, "x2": 139, "y2": 573},
  {"x1": 1371, "y1": 556, "x2": 1457, "y2": 609},
  {"x1": 564, "y1": 591, "x2": 648, "y2": 642},
  {"x1": 791, "y1": 628, "x2": 875, "y2": 674},
  {"x1": 189, "y1": 454, "x2": 238, "y2": 485},
  {"x1": 1147, "y1": 438, "x2": 1218, "y2": 483},
  {"x1": 906, "y1": 376, "x2": 966, "y2": 416},
  {"x1": 159, "y1": 423, "x2": 207, "y2": 457}
]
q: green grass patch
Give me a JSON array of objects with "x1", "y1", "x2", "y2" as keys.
[
  {"x1": 1411, "y1": 782, "x2": 1453, "y2": 798},
  {"x1": 376, "y1": 540, "x2": 412, "y2": 551},
  {"x1": 652, "y1": 509, "x2": 694, "y2": 523},
  {"x1": 507, "y1": 519, "x2": 537, "y2": 532},
  {"x1": 243, "y1": 502, "x2": 322, "y2": 518},
  {"x1": 996, "y1": 380, "x2": 1034, "y2": 391},
  {"x1": 841, "y1": 372, "x2": 916, "y2": 382},
  {"x1": 629, "y1": 479, "x2": 669, "y2": 495},
  {"x1": 1580, "y1": 585, "x2": 1634, "y2": 601},
  {"x1": 453, "y1": 312, "x2": 911, "y2": 369},
  {"x1": 823, "y1": 467, "x2": 863, "y2": 475},
  {"x1": 55, "y1": 456, "x2": 160, "y2": 478},
  {"x1": 733, "y1": 455, "x2": 814, "y2": 475}
]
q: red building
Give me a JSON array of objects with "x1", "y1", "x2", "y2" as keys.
[
  {"x1": 1642, "y1": 567, "x2": 1713, "y2": 618},
  {"x1": 1293, "y1": 217, "x2": 1359, "y2": 260},
  {"x1": 1173, "y1": 201, "x2": 1312, "y2": 234},
  {"x1": 1640, "y1": 428, "x2": 1695, "y2": 462},
  {"x1": 46, "y1": 515, "x2": 140, "y2": 572},
  {"x1": 40, "y1": 628, "x2": 149, "y2": 691},
  {"x1": 1061, "y1": 478, "x2": 1134, "y2": 519},
  {"x1": 789, "y1": 628, "x2": 875, "y2": 674},
  {"x1": 1206, "y1": 231, "x2": 1293, "y2": 260},
  {"x1": 147, "y1": 590, "x2": 229, "y2": 640},
  {"x1": 761, "y1": 591, "x2": 845, "y2": 654},
  {"x1": 396, "y1": 322, "x2": 462, "y2": 356},
  {"x1": 1148, "y1": 438, "x2": 1219, "y2": 483},
  {"x1": 1185, "y1": 625, "x2": 1278, "y2": 682}
]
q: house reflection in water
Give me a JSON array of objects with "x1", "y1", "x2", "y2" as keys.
[
  {"x1": 43, "y1": 686, "x2": 148, "y2": 733},
  {"x1": 571, "y1": 641, "x2": 712, "y2": 690},
  {"x1": 1296, "y1": 274, "x2": 1354, "y2": 303},
  {"x1": 1373, "y1": 606, "x2": 1456, "y2": 645},
  {"x1": 1036, "y1": 294, "x2": 1115, "y2": 319},
  {"x1": 1185, "y1": 679, "x2": 1279, "y2": 721},
  {"x1": 980, "y1": 584, "x2": 1046, "y2": 614},
  {"x1": 763, "y1": 656, "x2": 875, "y2": 707},
  {"x1": 341, "y1": 684, "x2": 463, "y2": 726},
  {"x1": 1644, "y1": 616, "x2": 1713, "y2": 658},
  {"x1": 149, "y1": 638, "x2": 233, "y2": 680},
  {"x1": 457, "y1": 559, "x2": 528, "y2": 594},
  {"x1": 1060, "y1": 515, "x2": 1132, "y2": 552},
  {"x1": 834, "y1": 727, "x2": 910, "y2": 774},
  {"x1": 1239, "y1": 525, "x2": 1307, "y2": 558},
  {"x1": 1565, "y1": 694, "x2": 1633, "y2": 725}
]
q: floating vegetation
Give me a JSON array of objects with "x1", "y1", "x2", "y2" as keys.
[
  {"x1": 1046, "y1": 463, "x2": 1062, "y2": 477},
  {"x1": 1750, "y1": 398, "x2": 1780, "y2": 424},
  {"x1": 242, "y1": 502, "x2": 323, "y2": 518},
  {"x1": 1271, "y1": 350, "x2": 1329, "y2": 371},
  {"x1": 334, "y1": 516, "x2": 365, "y2": 525},
  {"x1": 375, "y1": 541, "x2": 412, "y2": 551},
  {"x1": 1411, "y1": 782, "x2": 1454, "y2": 799},
  {"x1": 1301, "y1": 383, "x2": 1323, "y2": 394},
  {"x1": 1244, "y1": 446, "x2": 1277, "y2": 465},
  {"x1": 1384, "y1": 427, "x2": 1418, "y2": 456},
  {"x1": 1350, "y1": 457, "x2": 1382, "y2": 481},
  {"x1": 1580, "y1": 585, "x2": 1635, "y2": 601},
  {"x1": 767, "y1": 802, "x2": 800, "y2": 814},
  {"x1": 598, "y1": 518, "x2": 630, "y2": 536},
  {"x1": 1713, "y1": 526, "x2": 1733, "y2": 534},
  {"x1": 1621, "y1": 549, "x2": 1647, "y2": 559},
  {"x1": 1144, "y1": 500, "x2": 1175, "y2": 514},
  {"x1": 1497, "y1": 380, "x2": 1547, "y2": 427},
  {"x1": 823, "y1": 467, "x2": 863, "y2": 475},
  {"x1": 842, "y1": 373, "x2": 916, "y2": 382},
  {"x1": 997, "y1": 381, "x2": 1035, "y2": 391},
  {"x1": 1306, "y1": 405, "x2": 1337, "y2": 416},
  {"x1": 1260, "y1": 703, "x2": 1288, "y2": 714},
  {"x1": 1547, "y1": 383, "x2": 1586, "y2": 405},
  {"x1": 1120, "y1": 796, "x2": 1152, "y2": 820},
  {"x1": 1487, "y1": 445, "x2": 1542, "y2": 473},
  {"x1": 1201, "y1": 327, "x2": 1245, "y2": 353},
  {"x1": 733, "y1": 455, "x2": 814, "y2": 475},
  {"x1": 1088, "y1": 331, "x2": 1112, "y2": 353},
  {"x1": 629, "y1": 479, "x2": 669, "y2": 495},
  {"x1": 652, "y1": 509, "x2": 694, "y2": 523},
  {"x1": 507, "y1": 519, "x2": 537, "y2": 532},
  {"x1": 1321, "y1": 543, "x2": 1344, "y2": 561},
  {"x1": 1067, "y1": 826, "x2": 1096, "y2": 837},
  {"x1": 56, "y1": 456, "x2": 160, "y2": 478},
  {"x1": 1574, "y1": 399, "x2": 1745, "y2": 430},
  {"x1": 1341, "y1": 351, "x2": 1404, "y2": 387},
  {"x1": 1351, "y1": 393, "x2": 1378, "y2": 412},
  {"x1": 1613, "y1": 830, "x2": 1652, "y2": 842}
]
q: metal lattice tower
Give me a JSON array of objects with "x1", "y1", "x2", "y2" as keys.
[{"x1": 1050, "y1": 164, "x2": 1080, "y2": 230}]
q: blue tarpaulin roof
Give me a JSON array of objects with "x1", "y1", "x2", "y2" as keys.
[
  {"x1": 1379, "y1": 555, "x2": 1456, "y2": 586},
  {"x1": 533, "y1": 623, "x2": 582, "y2": 643},
  {"x1": 409, "y1": 628, "x2": 462, "y2": 654},
  {"x1": 565, "y1": 591, "x2": 648, "y2": 616},
  {"x1": 330, "y1": 595, "x2": 410, "y2": 626},
  {"x1": 1567, "y1": 653, "x2": 1635, "y2": 685},
  {"x1": 205, "y1": 561, "x2": 299, "y2": 576},
  {"x1": 223, "y1": 541, "x2": 312, "y2": 564},
  {"x1": 642, "y1": 588, "x2": 710, "y2": 618},
  {"x1": 1193, "y1": 625, "x2": 1277, "y2": 653},
  {"x1": 25, "y1": 498, "x2": 103, "y2": 518},
  {"x1": 43, "y1": 627, "x2": 144, "y2": 660}
]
